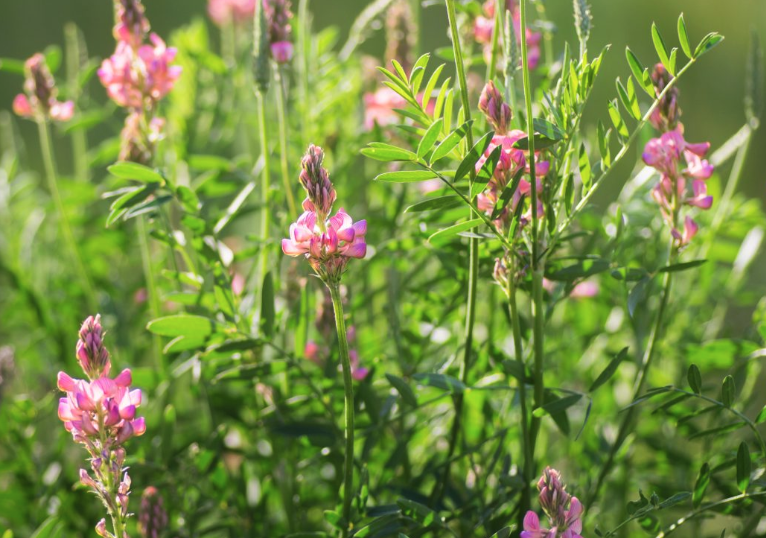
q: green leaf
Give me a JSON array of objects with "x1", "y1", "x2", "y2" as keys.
[
  {"x1": 385, "y1": 374, "x2": 418, "y2": 406},
  {"x1": 455, "y1": 130, "x2": 494, "y2": 182},
  {"x1": 616, "y1": 78, "x2": 641, "y2": 120},
  {"x1": 430, "y1": 120, "x2": 474, "y2": 164},
  {"x1": 547, "y1": 258, "x2": 610, "y2": 281},
  {"x1": 375, "y1": 170, "x2": 438, "y2": 183},
  {"x1": 628, "y1": 276, "x2": 652, "y2": 318},
  {"x1": 188, "y1": 154, "x2": 232, "y2": 171},
  {"x1": 413, "y1": 372, "x2": 466, "y2": 393},
  {"x1": 417, "y1": 119, "x2": 444, "y2": 158},
  {"x1": 668, "y1": 48, "x2": 678, "y2": 76},
  {"x1": 108, "y1": 161, "x2": 164, "y2": 184},
  {"x1": 589, "y1": 347, "x2": 630, "y2": 392},
  {"x1": 489, "y1": 528, "x2": 513, "y2": 538},
  {"x1": 396, "y1": 498, "x2": 436, "y2": 526},
  {"x1": 428, "y1": 218, "x2": 483, "y2": 245},
  {"x1": 533, "y1": 393, "x2": 582, "y2": 417},
  {"x1": 176, "y1": 185, "x2": 200, "y2": 213},
  {"x1": 687, "y1": 364, "x2": 702, "y2": 394},
  {"x1": 30, "y1": 518, "x2": 61, "y2": 538},
  {"x1": 694, "y1": 33, "x2": 724, "y2": 58},
  {"x1": 511, "y1": 121, "x2": 564, "y2": 150},
  {"x1": 260, "y1": 271, "x2": 275, "y2": 338},
  {"x1": 405, "y1": 195, "x2": 460, "y2": 213},
  {"x1": 736, "y1": 442, "x2": 751, "y2": 493},
  {"x1": 651, "y1": 22, "x2": 671, "y2": 71},
  {"x1": 658, "y1": 260, "x2": 707, "y2": 273},
  {"x1": 0, "y1": 57, "x2": 25, "y2": 75},
  {"x1": 471, "y1": 144, "x2": 503, "y2": 198},
  {"x1": 597, "y1": 120, "x2": 612, "y2": 166},
  {"x1": 626, "y1": 47, "x2": 654, "y2": 96},
  {"x1": 147, "y1": 314, "x2": 220, "y2": 338},
  {"x1": 491, "y1": 167, "x2": 524, "y2": 220},
  {"x1": 756, "y1": 405, "x2": 766, "y2": 424},
  {"x1": 693, "y1": 463, "x2": 710, "y2": 508},
  {"x1": 677, "y1": 14, "x2": 693, "y2": 59},
  {"x1": 578, "y1": 143, "x2": 591, "y2": 187},
  {"x1": 361, "y1": 143, "x2": 418, "y2": 162},
  {"x1": 607, "y1": 100, "x2": 630, "y2": 140},
  {"x1": 659, "y1": 492, "x2": 691, "y2": 509},
  {"x1": 721, "y1": 375, "x2": 736, "y2": 408},
  {"x1": 421, "y1": 64, "x2": 445, "y2": 115}
]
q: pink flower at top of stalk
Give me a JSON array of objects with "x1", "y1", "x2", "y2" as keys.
[
  {"x1": 114, "y1": 0, "x2": 150, "y2": 49},
  {"x1": 264, "y1": 0, "x2": 294, "y2": 63},
  {"x1": 474, "y1": 0, "x2": 541, "y2": 70},
  {"x1": 13, "y1": 54, "x2": 74, "y2": 122},
  {"x1": 521, "y1": 467, "x2": 583, "y2": 538},
  {"x1": 208, "y1": 0, "x2": 256, "y2": 27}
]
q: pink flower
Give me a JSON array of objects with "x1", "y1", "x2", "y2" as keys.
[
  {"x1": 672, "y1": 216, "x2": 698, "y2": 247},
  {"x1": 479, "y1": 81, "x2": 512, "y2": 135},
  {"x1": 208, "y1": 0, "x2": 256, "y2": 26},
  {"x1": 364, "y1": 87, "x2": 407, "y2": 130},
  {"x1": 349, "y1": 349, "x2": 369, "y2": 381},
  {"x1": 521, "y1": 468, "x2": 583, "y2": 538},
  {"x1": 12, "y1": 94, "x2": 33, "y2": 118},
  {"x1": 271, "y1": 41, "x2": 294, "y2": 63},
  {"x1": 304, "y1": 341, "x2": 321, "y2": 363},
  {"x1": 475, "y1": 1, "x2": 541, "y2": 70},
  {"x1": 282, "y1": 209, "x2": 367, "y2": 267},
  {"x1": 264, "y1": 0, "x2": 293, "y2": 62},
  {"x1": 76, "y1": 315, "x2": 111, "y2": 379},
  {"x1": 99, "y1": 42, "x2": 144, "y2": 108},
  {"x1": 137, "y1": 34, "x2": 182, "y2": 102},
  {"x1": 114, "y1": 0, "x2": 150, "y2": 48}
]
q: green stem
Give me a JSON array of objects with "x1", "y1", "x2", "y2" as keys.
[
  {"x1": 588, "y1": 250, "x2": 675, "y2": 507},
  {"x1": 654, "y1": 491, "x2": 766, "y2": 538},
  {"x1": 255, "y1": 90, "x2": 273, "y2": 336},
  {"x1": 37, "y1": 120, "x2": 96, "y2": 313},
  {"x1": 434, "y1": 0, "x2": 478, "y2": 505},
  {"x1": 507, "y1": 275, "x2": 532, "y2": 525},
  {"x1": 137, "y1": 215, "x2": 165, "y2": 374},
  {"x1": 328, "y1": 282, "x2": 355, "y2": 538},
  {"x1": 519, "y1": 0, "x2": 545, "y2": 474},
  {"x1": 65, "y1": 23, "x2": 89, "y2": 182},
  {"x1": 274, "y1": 64, "x2": 299, "y2": 220},
  {"x1": 486, "y1": 0, "x2": 502, "y2": 81}
]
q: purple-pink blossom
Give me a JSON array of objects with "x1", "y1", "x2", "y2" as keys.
[
  {"x1": 13, "y1": 54, "x2": 74, "y2": 122},
  {"x1": 114, "y1": 0, "x2": 150, "y2": 49},
  {"x1": 208, "y1": 0, "x2": 256, "y2": 26},
  {"x1": 264, "y1": 0, "x2": 294, "y2": 63},
  {"x1": 521, "y1": 467, "x2": 583, "y2": 538}
]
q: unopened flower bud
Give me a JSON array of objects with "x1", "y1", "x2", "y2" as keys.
[
  {"x1": 299, "y1": 145, "x2": 337, "y2": 220},
  {"x1": 114, "y1": 0, "x2": 150, "y2": 48},
  {"x1": 649, "y1": 63, "x2": 681, "y2": 132},
  {"x1": 80, "y1": 468, "x2": 97, "y2": 488},
  {"x1": 77, "y1": 315, "x2": 111, "y2": 379},
  {"x1": 95, "y1": 519, "x2": 108, "y2": 537},
  {"x1": 479, "y1": 81, "x2": 512, "y2": 135}
]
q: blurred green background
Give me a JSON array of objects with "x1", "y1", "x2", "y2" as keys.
[{"x1": 0, "y1": 0, "x2": 764, "y2": 204}]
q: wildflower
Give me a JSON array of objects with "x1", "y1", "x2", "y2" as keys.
[
  {"x1": 299, "y1": 144, "x2": 337, "y2": 220},
  {"x1": 208, "y1": 0, "x2": 256, "y2": 27},
  {"x1": 649, "y1": 63, "x2": 681, "y2": 133},
  {"x1": 13, "y1": 54, "x2": 74, "y2": 122},
  {"x1": 521, "y1": 467, "x2": 583, "y2": 538},
  {"x1": 642, "y1": 125, "x2": 713, "y2": 247},
  {"x1": 474, "y1": 0, "x2": 541, "y2": 70},
  {"x1": 114, "y1": 0, "x2": 150, "y2": 48},
  {"x1": 57, "y1": 315, "x2": 145, "y2": 537},
  {"x1": 99, "y1": 36, "x2": 181, "y2": 109},
  {"x1": 264, "y1": 0, "x2": 294, "y2": 63},
  {"x1": 138, "y1": 487, "x2": 168, "y2": 538},
  {"x1": 479, "y1": 81, "x2": 512, "y2": 135}
]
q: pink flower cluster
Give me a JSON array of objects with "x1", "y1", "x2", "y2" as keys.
[
  {"x1": 475, "y1": 82, "x2": 549, "y2": 230},
  {"x1": 283, "y1": 145, "x2": 367, "y2": 283},
  {"x1": 99, "y1": 34, "x2": 181, "y2": 109},
  {"x1": 13, "y1": 54, "x2": 74, "y2": 122},
  {"x1": 208, "y1": 0, "x2": 256, "y2": 26},
  {"x1": 57, "y1": 315, "x2": 145, "y2": 537},
  {"x1": 522, "y1": 467, "x2": 584, "y2": 538},
  {"x1": 114, "y1": 0, "x2": 151, "y2": 49},
  {"x1": 474, "y1": 0, "x2": 541, "y2": 70},
  {"x1": 57, "y1": 316, "x2": 145, "y2": 444},
  {"x1": 264, "y1": 0, "x2": 294, "y2": 63},
  {"x1": 642, "y1": 65, "x2": 713, "y2": 247}
]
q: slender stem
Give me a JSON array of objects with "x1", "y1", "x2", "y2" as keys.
[
  {"x1": 65, "y1": 23, "x2": 89, "y2": 182},
  {"x1": 37, "y1": 120, "x2": 96, "y2": 313},
  {"x1": 507, "y1": 276, "x2": 532, "y2": 525},
  {"x1": 137, "y1": 215, "x2": 165, "y2": 374},
  {"x1": 588, "y1": 250, "x2": 675, "y2": 507},
  {"x1": 519, "y1": 0, "x2": 545, "y2": 473},
  {"x1": 328, "y1": 282, "x2": 355, "y2": 538},
  {"x1": 274, "y1": 64, "x2": 298, "y2": 220},
  {"x1": 434, "y1": 0, "x2": 478, "y2": 505},
  {"x1": 654, "y1": 492, "x2": 766, "y2": 538},
  {"x1": 255, "y1": 90, "x2": 273, "y2": 335}
]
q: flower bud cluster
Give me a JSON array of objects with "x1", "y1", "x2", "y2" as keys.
[
  {"x1": 521, "y1": 467, "x2": 584, "y2": 538},
  {"x1": 13, "y1": 54, "x2": 74, "y2": 122}
]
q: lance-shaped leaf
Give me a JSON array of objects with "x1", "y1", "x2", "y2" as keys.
[
  {"x1": 736, "y1": 442, "x2": 751, "y2": 493},
  {"x1": 651, "y1": 22, "x2": 672, "y2": 73},
  {"x1": 578, "y1": 142, "x2": 591, "y2": 187},
  {"x1": 428, "y1": 218, "x2": 484, "y2": 245},
  {"x1": 616, "y1": 78, "x2": 640, "y2": 120},
  {"x1": 677, "y1": 13, "x2": 693, "y2": 59},
  {"x1": 147, "y1": 314, "x2": 220, "y2": 338},
  {"x1": 597, "y1": 120, "x2": 612, "y2": 166},
  {"x1": 421, "y1": 64, "x2": 445, "y2": 115},
  {"x1": 693, "y1": 462, "x2": 711, "y2": 508},
  {"x1": 385, "y1": 374, "x2": 418, "y2": 406},
  {"x1": 721, "y1": 375, "x2": 736, "y2": 408},
  {"x1": 471, "y1": 144, "x2": 503, "y2": 199},
  {"x1": 590, "y1": 347, "x2": 630, "y2": 393},
  {"x1": 491, "y1": 167, "x2": 524, "y2": 220},
  {"x1": 607, "y1": 99, "x2": 630, "y2": 140},
  {"x1": 413, "y1": 372, "x2": 466, "y2": 393},
  {"x1": 375, "y1": 170, "x2": 438, "y2": 183},
  {"x1": 694, "y1": 32, "x2": 724, "y2": 59},
  {"x1": 512, "y1": 118, "x2": 564, "y2": 150},
  {"x1": 626, "y1": 47, "x2": 654, "y2": 96},
  {"x1": 687, "y1": 364, "x2": 702, "y2": 394},
  {"x1": 362, "y1": 143, "x2": 418, "y2": 162},
  {"x1": 455, "y1": 130, "x2": 494, "y2": 182},
  {"x1": 658, "y1": 259, "x2": 707, "y2": 273},
  {"x1": 430, "y1": 120, "x2": 474, "y2": 164},
  {"x1": 108, "y1": 161, "x2": 165, "y2": 184},
  {"x1": 405, "y1": 195, "x2": 460, "y2": 213},
  {"x1": 417, "y1": 119, "x2": 444, "y2": 158},
  {"x1": 533, "y1": 393, "x2": 582, "y2": 417}
]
